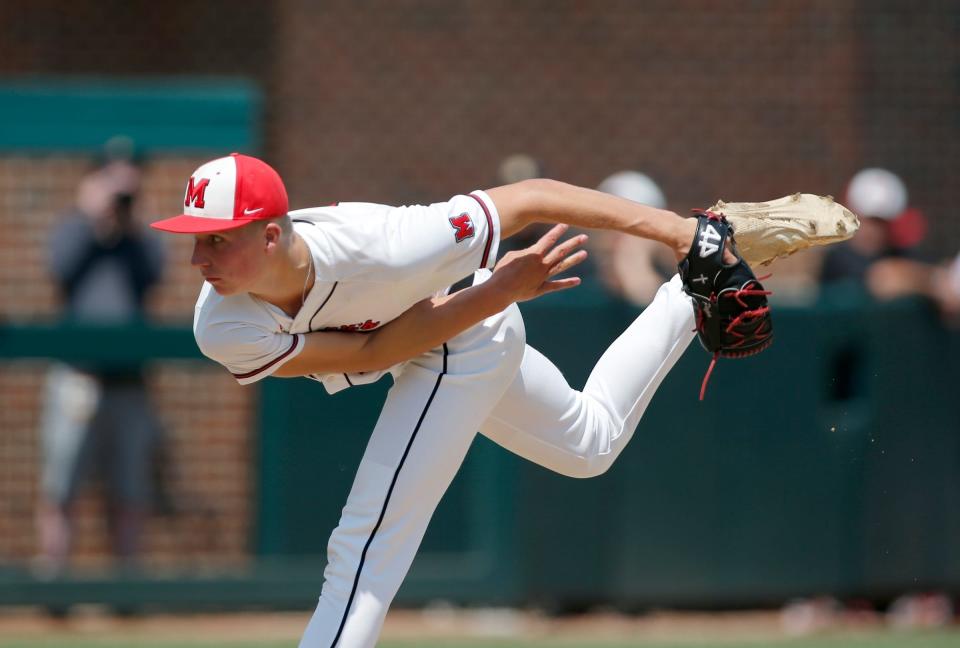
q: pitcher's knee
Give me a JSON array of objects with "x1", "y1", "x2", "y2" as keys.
[
  {"x1": 567, "y1": 397, "x2": 623, "y2": 479},
  {"x1": 552, "y1": 443, "x2": 616, "y2": 478},
  {"x1": 570, "y1": 453, "x2": 616, "y2": 479}
]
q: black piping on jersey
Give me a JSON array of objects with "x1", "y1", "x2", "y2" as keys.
[
  {"x1": 308, "y1": 282, "x2": 338, "y2": 331},
  {"x1": 291, "y1": 218, "x2": 340, "y2": 331},
  {"x1": 467, "y1": 193, "x2": 495, "y2": 269},
  {"x1": 343, "y1": 373, "x2": 353, "y2": 387},
  {"x1": 329, "y1": 343, "x2": 449, "y2": 648},
  {"x1": 290, "y1": 207, "x2": 337, "y2": 228},
  {"x1": 231, "y1": 335, "x2": 301, "y2": 381}
]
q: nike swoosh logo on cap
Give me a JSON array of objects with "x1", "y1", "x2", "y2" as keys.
[{"x1": 244, "y1": 207, "x2": 264, "y2": 215}]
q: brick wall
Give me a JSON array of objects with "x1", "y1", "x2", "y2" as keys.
[
  {"x1": 0, "y1": 363, "x2": 252, "y2": 568},
  {"x1": 271, "y1": 0, "x2": 959, "y2": 259},
  {"x1": 0, "y1": 156, "x2": 254, "y2": 567},
  {"x1": 0, "y1": 157, "x2": 204, "y2": 323},
  {"x1": 0, "y1": 0, "x2": 957, "y2": 568},
  {"x1": 0, "y1": 1, "x2": 952, "y2": 252}
]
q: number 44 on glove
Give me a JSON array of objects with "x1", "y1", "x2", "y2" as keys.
[{"x1": 677, "y1": 194, "x2": 859, "y2": 400}]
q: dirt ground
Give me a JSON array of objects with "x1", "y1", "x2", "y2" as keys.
[{"x1": 0, "y1": 606, "x2": 886, "y2": 644}]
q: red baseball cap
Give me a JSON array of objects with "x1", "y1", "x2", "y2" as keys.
[{"x1": 151, "y1": 153, "x2": 288, "y2": 233}]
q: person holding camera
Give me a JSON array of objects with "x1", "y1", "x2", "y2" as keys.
[{"x1": 38, "y1": 153, "x2": 165, "y2": 575}]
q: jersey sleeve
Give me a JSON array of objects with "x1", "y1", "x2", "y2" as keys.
[
  {"x1": 373, "y1": 189, "x2": 501, "y2": 283},
  {"x1": 446, "y1": 190, "x2": 501, "y2": 272},
  {"x1": 195, "y1": 321, "x2": 305, "y2": 385}
]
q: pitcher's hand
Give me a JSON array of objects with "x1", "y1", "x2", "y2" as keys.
[{"x1": 490, "y1": 224, "x2": 588, "y2": 303}]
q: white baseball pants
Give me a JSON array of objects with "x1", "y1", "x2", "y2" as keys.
[{"x1": 298, "y1": 275, "x2": 696, "y2": 647}]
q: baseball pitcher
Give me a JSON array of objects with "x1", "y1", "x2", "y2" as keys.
[{"x1": 152, "y1": 153, "x2": 855, "y2": 647}]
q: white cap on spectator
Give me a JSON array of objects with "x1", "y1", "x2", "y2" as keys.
[
  {"x1": 597, "y1": 171, "x2": 667, "y2": 209},
  {"x1": 846, "y1": 168, "x2": 908, "y2": 220},
  {"x1": 498, "y1": 153, "x2": 542, "y2": 184}
]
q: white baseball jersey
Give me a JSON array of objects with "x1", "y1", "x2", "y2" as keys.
[
  {"x1": 193, "y1": 190, "x2": 501, "y2": 392},
  {"x1": 160, "y1": 153, "x2": 702, "y2": 648}
]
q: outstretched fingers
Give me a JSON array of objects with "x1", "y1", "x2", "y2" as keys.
[
  {"x1": 539, "y1": 249, "x2": 587, "y2": 295},
  {"x1": 532, "y1": 223, "x2": 570, "y2": 254},
  {"x1": 494, "y1": 224, "x2": 591, "y2": 301},
  {"x1": 549, "y1": 249, "x2": 588, "y2": 278},
  {"x1": 541, "y1": 232, "x2": 589, "y2": 295},
  {"x1": 539, "y1": 275, "x2": 582, "y2": 295},
  {"x1": 544, "y1": 229, "x2": 589, "y2": 283},
  {"x1": 543, "y1": 231, "x2": 588, "y2": 266}
]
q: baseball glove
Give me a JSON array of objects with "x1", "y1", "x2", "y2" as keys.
[{"x1": 678, "y1": 210, "x2": 773, "y2": 400}]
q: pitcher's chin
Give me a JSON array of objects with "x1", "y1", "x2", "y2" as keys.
[{"x1": 206, "y1": 277, "x2": 232, "y2": 294}]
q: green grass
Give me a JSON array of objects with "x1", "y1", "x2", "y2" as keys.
[{"x1": 2, "y1": 631, "x2": 960, "y2": 648}]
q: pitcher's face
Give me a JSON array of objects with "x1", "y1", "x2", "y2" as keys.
[{"x1": 190, "y1": 224, "x2": 266, "y2": 295}]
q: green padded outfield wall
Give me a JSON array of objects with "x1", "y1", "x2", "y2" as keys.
[
  {"x1": 257, "y1": 291, "x2": 960, "y2": 608},
  {"x1": 0, "y1": 78, "x2": 260, "y2": 154},
  {"x1": 1, "y1": 299, "x2": 956, "y2": 608}
]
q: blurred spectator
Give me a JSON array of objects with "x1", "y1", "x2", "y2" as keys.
[
  {"x1": 36, "y1": 144, "x2": 165, "y2": 575},
  {"x1": 864, "y1": 248, "x2": 960, "y2": 326},
  {"x1": 820, "y1": 168, "x2": 927, "y2": 292},
  {"x1": 818, "y1": 167, "x2": 960, "y2": 325},
  {"x1": 887, "y1": 592, "x2": 955, "y2": 629},
  {"x1": 594, "y1": 170, "x2": 675, "y2": 305},
  {"x1": 936, "y1": 252, "x2": 960, "y2": 322}
]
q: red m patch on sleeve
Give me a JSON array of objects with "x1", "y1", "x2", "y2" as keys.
[{"x1": 449, "y1": 213, "x2": 475, "y2": 243}]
